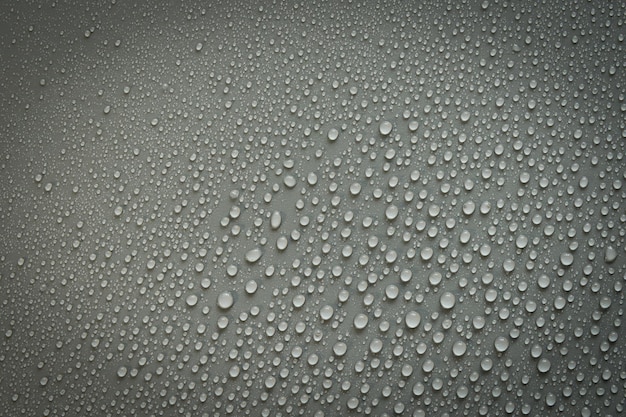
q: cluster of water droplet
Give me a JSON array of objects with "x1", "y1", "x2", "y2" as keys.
[{"x1": 1, "y1": 0, "x2": 625, "y2": 416}]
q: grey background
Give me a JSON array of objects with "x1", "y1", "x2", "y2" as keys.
[{"x1": 1, "y1": 0, "x2": 625, "y2": 416}]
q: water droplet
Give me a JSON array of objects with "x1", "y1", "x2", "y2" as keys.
[
  {"x1": 218, "y1": 292, "x2": 234, "y2": 309},
  {"x1": 353, "y1": 313, "x2": 369, "y2": 330},
  {"x1": 440, "y1": 292, "x2": 456, "y2": 309},
  {"x1": 405, "y1": 311, "x2": 421, "y2": 329},
  {"x1": 605, "y1": 246, "x2": 617, "y2": 263},
  {"x1": 333, "y1": 342, "x2": 347, "y2": 357},
  {"x1": 245, "y1": 248, "x2": 263, "y2": 263},
  {"x1": 560, "y1": 252, "x2": 574, "y2": 267},
  {"x1": 185, "y1": 294, "x2": 198, "y2": 307},
  {"x1": 369, "y1": 338, "x2": 383, "y2": 354},
  {"x1": 494, "y1": 336, "x2": 509, "y2": 353},
  {"x1": 292, "y1": 294, "x2": 306, "y2": 308},
  {"x1": 385, "y1": 204, "x2": 399, "y2": 221},
  {"x1": 452, "y1": 341, "x2": 467, "y2": 357},
  {"x1": 537, "y1": 358, "x2": 551, "y2": 373},
  {"x1": 117, "y1": 366, "x2": 128, "y2": 378},
  {"x1": 320, "y1": 305, "x2": 334, "y2": 321},
  {"x1": 270, "y1": 211, "x2": 282, "y2": 229},
  {"x1": 379, "y1": 121, "x2": 392, "y2": 136}
]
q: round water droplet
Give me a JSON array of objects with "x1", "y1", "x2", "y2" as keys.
[
  {"x1": 333, "y1": 342, "x2": 347, "y2": 356},
  {"x1": 245, "y1": 248, "x2": 262, "y2": 263},
  {"x1": 117, "y1": 366, "x2": 128, "y2": 378},
  {"x1": 405, "y1": 311, "x2": 421, "y2": 329},
  {"x1": 440, "y1": 292, "x2": 456, "y2": 309},
  {"x1": 400, "y1": 269, "x2": 412, "y2": 283},
  {"x1": 494, "y1": 336, "x2": 509, "y2": 352},
  {"x1": 347, "y1": 397, "x2": 359, "y2": 410},
  {"x1": 503, "y1": 259, "x2": 516, "y2": 272},
  {"x1": 604, "y1": 246, "x2": 617, "y2": 263},
  {"x1": 385, "y1": 204, "x2": 399, "y2": 220},
  {"x1": 276, "y1": 236, "x2": 288, "y2": 251},
  {"x1": 515, "y1": 235, "x2": 528, "y2": 249},
  {"x1": 218, "y1": 292, "x2": 234, "y2": 309},
  {"x1": 307, "y1": 353, "x2": 319, "y2": 366},
  {"x1": 452, "y1": 341, "x2": 467, "y2": 357},
  {"x1": 428, "y1": 204, "x2": 441, "y2": 217},
  {"x1": 537, "y1": 274, "x2": 550, "y2": 289},
  {"x1": 537, "y1": 358, "x2": 551, "y2": 373},
  {"x1": 327, "y1": 128, "x2": 339, "y2": 141},
  {"x1": 379, "y1": 121, "x2": 392, "y2": 136},
  {"x1": 401, "y1": 364, "x2": 413, "y2": 377},
  {"x1": 186, "y1": 294, "x2": 198, "y2": 307},
  {"x1": 353, "y1": 313, "x2": 369, "y2": 330},
  {"x1": 293, "y1": 294, "x2": 306, "y2": 308},
  {"x1": 599, "y1": 296, "x2": 612, "y2": 309},
  {"x1": 369, "y1": 338, "x2": 383, "y2": 354},
  {"x1": 473, "y1": 316, "x2": 485, "y2": 330},
  {"x1": 560, "y1": 252, "x2": 574, "y2": 267},
  {"x1": 320, "y1": 305, "x2": 334, "y2": 321},
  {"x1": 245, "y1": 280, "x2": 257, "y2": 294},
  {"x1": 265, "y1": 376, "x2": 276, "y2": 389},
  {"x1": 284, "y1": 175, "x2": 296, "y2": 188},
  {"x1": 385, "y1": 284, "x2": 399, "y2": 299},
  {"x1": 462, "y1": 200, "x2": 475, "y2": 215},
  {"x1": 428, "y1": 271, "x2": 442, "y2": 286}
]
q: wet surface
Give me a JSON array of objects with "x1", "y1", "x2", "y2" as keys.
[{"x1": 1, "y1": 1, "x2": 625, "y2": 416}]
